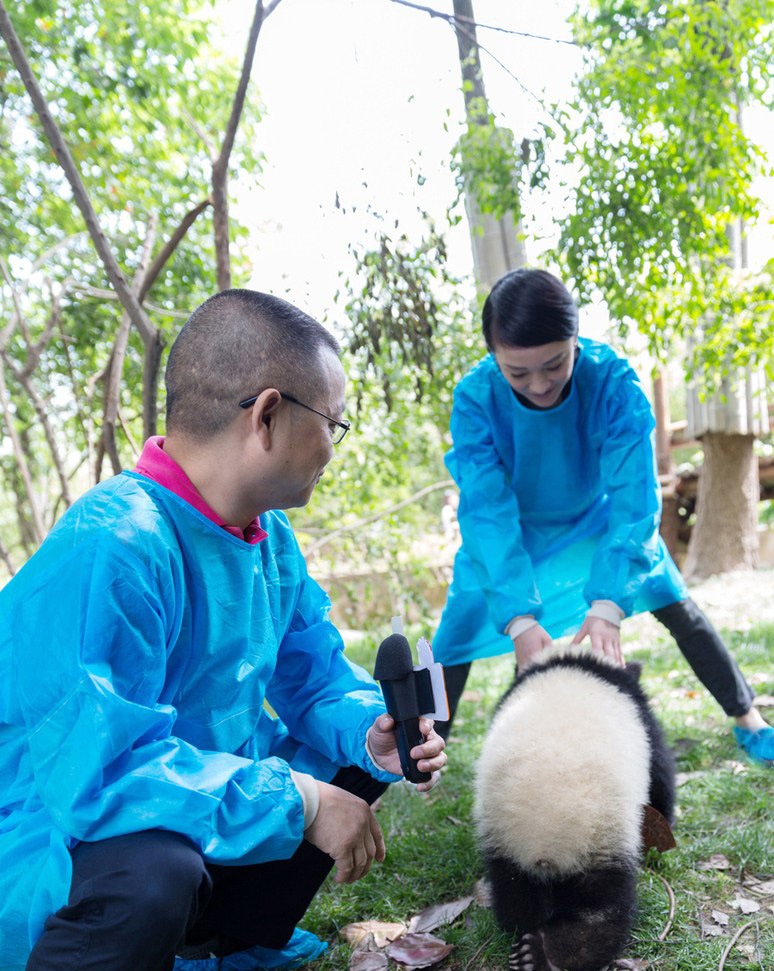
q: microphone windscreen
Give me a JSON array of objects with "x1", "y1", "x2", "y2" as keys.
[{"x1": 373, "y1": 633, "x2": 413, "y2": 681}]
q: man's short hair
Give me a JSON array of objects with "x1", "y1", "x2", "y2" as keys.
[{"x1": 165, "y1": 289, "x2": 340, "y2": 439}]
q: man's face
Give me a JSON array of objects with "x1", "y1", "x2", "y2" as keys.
[
  {"x1": 492, "y1": 338, "x2": 576, "y2": 409},
  {"x1": 281, "y1": 349, "x2": 347, "y2": 508}
]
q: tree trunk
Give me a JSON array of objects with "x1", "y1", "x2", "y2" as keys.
[
  {"x1": 653, "y1": 368, "x2": 681, "y2": 565},
  {"x1": 682, "y1": 432, "x2": 759, "y2": 580},
  {"x1": 451, "y1": 0, "x2": 527, "y2": 286}
]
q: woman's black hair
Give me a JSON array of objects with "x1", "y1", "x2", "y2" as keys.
[{"x1": 482, "y1": 268, "x2": 579, "y2": 350}]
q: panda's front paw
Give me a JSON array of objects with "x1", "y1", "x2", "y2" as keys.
[{"x1": 508, "y1": 933, "x2": 560, "y2": 971}]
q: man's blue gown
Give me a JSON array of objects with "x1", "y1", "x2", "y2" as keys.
[{"x1": 0, "y1": 473, "x2": 396, "y2": 969}]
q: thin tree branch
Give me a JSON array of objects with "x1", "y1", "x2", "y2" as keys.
[
  {"x1": 54, "y1": 305, "x2": 90, "y2": 460},
  {"x1": 304, "y1": 479, "x2": 453, "y2": 557},
  {"x1": 70, "y1": 284, "x2": 189, "y2": 319},
  {"x1": 655, "y1": 873, "x2": 676, "y2": 941},
  {"x1": 102, "y1": 214, "x2": 158, "y2": 474},
  {"x1": 0, "y1": 532, "x2": 15, "y2": 577},
  {"x1": 181, "y1": 107, "x2": 217, "y2": 159},
  {"x1": 20, "y1": 279, "x2": 63, "y2": 380},
  {"x1": 0, "y1": 2, "x2": 157, "y2": 347},
  {"x1": 138, "y1": 197, "x2": 212, "y2": 303},
  {"x1": 118, "y1": 406, "x2": 141, "y2": 461},
  {"x1": 2, "y1": 350, "x2": 72, "y2": 507},
  {"x1": 0, "y1": 360, "x2": 45, "y2": 544},
  {"x1": 718, "y1": 919, "x2": 760, "y2": 971},
  {"x1": 212, "y1": 0, "x2": 268, "y2": 290},
  {"x1": 29, "y1": 232, "x2": 88, "y2": 274},
  {"x1": 0, "y1": 256, "x2": 29, "y2": 343},
  {"x1": 142, "y1": 332, "x2": 165, "y2": 441}
]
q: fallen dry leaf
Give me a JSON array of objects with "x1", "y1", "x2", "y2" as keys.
[
  {"x1": 753, "y1": 694, "x2": 774, "y2": 707},
  {"x1": 387, "y1": 932, "x2": 454, "y2": 969},
  {"x1": 729, "y1": 895, "x2": 761, "y2": 914},
  {"x1": 445, "y1": 816, "x2": 462, "y2": 826},
  {"x1": 611, "y1": 958, "x2": 650, "y2": 970},
  {"x1": 641, "y1": 805, "x2": 676, "y2": 853},
  {"x1": 696, "y1": 854, "x2": 732, "y2": 870},
  {"x1": 349, "y1": 935, "x2": 390, "y2": 971},
  {"x1": 340, "y1": 921, "x2": 406, "y2": 948},
  {"x1": 461, "y1": 689, "x2": 483, "y2": 702},
  {"x1": 702, "y1": 925, "x2": 726, "y2": 938},
  {"x1": 743, "y1": 877, "x2": 774, "y2": 896},
  {"x1": 722, "y1": 760, "x2": 749, "y2": 775},
  {"x1": 740, "y1": 942, "x2": 760, "y2": 955},
  {"x1": 408, "y1": 896, "x2": 474, "y2": 934},
  {"x1": 675, "y1": 770, "x2": 706, "y2": 786},
  {"x1": 711, "y1": 910, "x2": 730, "y2": 926}
]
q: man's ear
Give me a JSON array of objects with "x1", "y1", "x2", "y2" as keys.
[{"x1": 247, "y1": 389, "x2": 282, "y2": 447}]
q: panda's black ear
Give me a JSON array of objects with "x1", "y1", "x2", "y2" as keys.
[{"x1": 625, "y1": 661, "x2": 643, "y2": 682}]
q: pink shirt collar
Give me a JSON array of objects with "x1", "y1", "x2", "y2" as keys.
[{"x1": 133, "y1": 436, "x2": 268, "y2": 545}]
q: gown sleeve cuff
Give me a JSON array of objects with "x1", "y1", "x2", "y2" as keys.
[
  {"x1": 505, "y1": 615, "x2": 538, "y2": 640},
  {"x1": 289, "y1": 769, "x2": 321, "y2": 829},
  {"x1": 586, "y1": 600, "x2": 625, "y2": 627}
]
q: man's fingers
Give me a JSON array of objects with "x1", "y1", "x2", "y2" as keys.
[
  {"x1": 351, "y1": 844, "x2": 370, "y2": 882},
  {"x1": 416, "y1": 769, "x2": 442, "y2": 792},
  {"x1": 334, "y1": 851, "x2": 355, "y2": 884},
  {"x1": 370, "y1": 811, "x2": 386, "y2": 862}
]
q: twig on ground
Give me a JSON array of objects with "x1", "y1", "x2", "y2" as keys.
[
  {"x1": 717, "y1": 919, "x2": 760, "y2": 971},
  {"x1": 655, "y1": 873, "x2": 676, "y2": 941},
  {"x1": 464, "y1": 934, "x2": 493, "y2": 971}
]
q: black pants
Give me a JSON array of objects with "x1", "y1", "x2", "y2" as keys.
[
  {"x1": 436, "y1": 597, "x2": 755, "y2": 739},
  {"x1": 26, "y1": 766, "x2": 388, "y2": 971}
]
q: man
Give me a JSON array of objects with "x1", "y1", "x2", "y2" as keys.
[{"x1": 0, "y1": 289, "x2": 447, "y2": 971}]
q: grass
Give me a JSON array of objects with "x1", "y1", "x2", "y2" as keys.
[{"x1": 302, "y1": 620, "x2": 774, "y2": 971}]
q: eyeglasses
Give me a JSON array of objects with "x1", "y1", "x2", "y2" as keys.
[{"x1": 239, "y1": 391, "x2": 351, "y2": 445}]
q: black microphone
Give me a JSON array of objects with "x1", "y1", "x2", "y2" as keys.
[{"x1": 374, "y1": 632, "x2": 433, "y2": 784}]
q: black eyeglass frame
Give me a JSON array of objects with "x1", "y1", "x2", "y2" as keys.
[{"x1": 239, "y1": 391, "x2": 351, "y2": 445}]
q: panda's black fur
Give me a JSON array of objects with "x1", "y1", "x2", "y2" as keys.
[{"x1": 474, "y1": 648, "x2": 675, "y2": 971}]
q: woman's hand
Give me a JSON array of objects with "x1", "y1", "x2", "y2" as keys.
[
  {"x1": 571, "y1": 615, "x2": 624, "y2": 666},
  {"x1": 511, "y1": 623, "x2": 553, "y2": 670}
]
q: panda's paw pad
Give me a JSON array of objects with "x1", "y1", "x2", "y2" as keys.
[{"x1": 508, "y1": 934, "x2": 548, "y2": 971}]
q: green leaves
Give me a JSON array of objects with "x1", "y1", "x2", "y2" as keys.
[
  {"x1": 450, "y1": 96, "x2": 556, "y2": 222},
  {"x1": 558, "y1": 0, "x2": 774, "y2": 376}
]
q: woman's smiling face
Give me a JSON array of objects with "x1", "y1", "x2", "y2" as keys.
[{"x1": 492, "y1": 339, "x2": 577, "y2": 409}]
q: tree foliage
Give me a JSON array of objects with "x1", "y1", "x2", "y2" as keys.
[
  {"x1": 289, "y1": 218, "x2": 482, "y2": 625},
  {"x1": 449, "y1": 92, "x2": 552, "y2": 224},
  {"x1": 558, "y1": 0, "x2": 774, "y2": 376},
  {"x1": 0, "y1": 0, "x2": 261, "y2": 565}
]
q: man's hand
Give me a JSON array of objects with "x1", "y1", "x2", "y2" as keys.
[
  {"x1": 367, "y1": 714, "x2": 447, "y2": 792},
  {"x1": 571, "y1": 615, "x2": 624, "y2": 666},
  {"x1": 305, "y1": 782, "x2": 385, "y2": 884},
  {"x1": 511, "y1": 623, "x2": 553, "y2": 670}
]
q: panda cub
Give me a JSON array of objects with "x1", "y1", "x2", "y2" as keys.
[{"x1": 474, "y1": 647, "x2": 675, "y2": 971}]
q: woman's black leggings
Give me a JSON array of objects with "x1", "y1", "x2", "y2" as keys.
[{"x1": 435, "y1": 597, "x2": 755, "y2": 739}]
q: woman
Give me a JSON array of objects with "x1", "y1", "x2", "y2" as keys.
[{"x1": 434, "y1": 268, "x2": 772, "y2": 765}]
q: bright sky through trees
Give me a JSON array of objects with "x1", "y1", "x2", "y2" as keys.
[
  {"x1": 217, "y1": 2, "x2": 577, "y2": 308},
  {"x1": 216, "y1": 0, "x2": 772, "y2": 340}
]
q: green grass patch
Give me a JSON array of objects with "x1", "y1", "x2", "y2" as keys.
[{"x1": 306, "y1": 623, "x2": 773, "y2": 971}]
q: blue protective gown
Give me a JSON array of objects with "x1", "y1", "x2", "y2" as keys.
[
  {"x1": 432, "y1": 338, "x2": 688, "y2": 666},
  {"x1": 0, "y1": 472, "x2": 397, "y2": 970}
]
